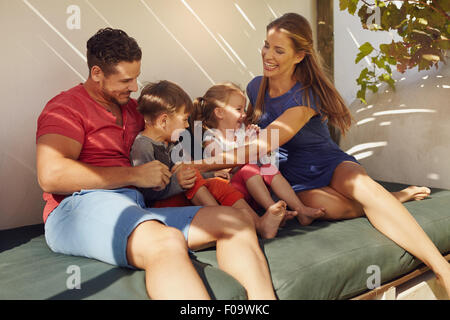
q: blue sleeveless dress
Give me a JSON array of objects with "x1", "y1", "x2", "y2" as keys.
[{"x1": 246, "y1": 76, "x2": 359, "y2": 193}]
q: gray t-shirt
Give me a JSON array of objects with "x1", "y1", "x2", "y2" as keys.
[{"x1": 130, "y1": 133, "x2": 184, "y2": 206}]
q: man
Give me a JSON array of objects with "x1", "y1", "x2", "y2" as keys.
[{"x1": 36, "y1": 28, "x2": 276, "y2": 300}]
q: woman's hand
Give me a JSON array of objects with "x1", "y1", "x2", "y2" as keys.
[{"x1": 214, "y1": 169, "x2": 231, "y2": 180}]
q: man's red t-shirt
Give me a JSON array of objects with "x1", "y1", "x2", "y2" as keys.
[{"x1": 36, "y1": 84, "x2": 144, "y2": 222}]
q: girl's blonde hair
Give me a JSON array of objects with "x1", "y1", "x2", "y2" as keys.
[
  {"x1": 247, "y1": 13, "x2": 353, "y2": 135},
  {"x1": 190, "y1": 82, "x2": 244, "y2": 130}
]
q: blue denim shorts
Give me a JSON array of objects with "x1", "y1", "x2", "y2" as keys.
[{"x1": 44, "y1": 188, "x2": 201, "y2": 268}]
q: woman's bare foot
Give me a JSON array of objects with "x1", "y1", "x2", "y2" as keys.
[
  {"x1": 295, "y1": 205, "x2": 326, "y2": 226},
  {"x1": 257, "y1": 201, "x2": 287, "y2": 239},
  {"x1": 435, "y1": 264, "x2": 450, "y2": 299},
  {"x1": 392, "y1": 186, "x2": 431, "y2": 203}
]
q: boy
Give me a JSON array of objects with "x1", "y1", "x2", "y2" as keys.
[{"x1": 130, "y1": 80, "x2": 244, "y2": 209}]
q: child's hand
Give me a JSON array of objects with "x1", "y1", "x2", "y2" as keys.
[
  {"x1": 214, "y1": 169, "x2": 231, "y2": 180},
  {"x1": 245, "y1": 124, "x2": 260, "y2": 143},
  {"x1": 246, "y1": 124, "x2": 260, "y2": 135},
  {"x1": 175, "y1": 165, "x2": 197, "y2": 189}
]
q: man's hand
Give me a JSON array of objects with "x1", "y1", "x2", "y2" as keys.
[
  {"x1": 133, "y1": 160, "x2": 172, "y2": 191},
  {"x1": 173, "y1": 164, "x2": 197, "y2": 190}
]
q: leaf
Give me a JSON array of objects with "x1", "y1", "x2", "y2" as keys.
[
  {"x1": 348, "y1": 0, "x2": 359, "y2": 15},
  {"x1": 339, "y1": 0, "x2": 349, "y2": 11},
  {"x1": 379, "y1": 43, "x2": 390, "y2": 54},
  {"x1": 435, "y1": 39, "x2": 450, "y2": 50},
  {"x1": 368, "y1": 85, "x2": 379, "y2": 93},
  {"x1": 355, "y1": 42, "x2": 374, "y2": 63},
  {"x1": 386, "y1": 56, "x2": 397, "y2": 65},
  {"x1": 381, "y1": 2, "x2": 406, "y2": 29},
  {"x1": 397, "y1": 62, "x2": 407, "y2": 73},
  {"x1": 375, "y1": 0, "x2": 386, "y2": 8},
  {"x1": 357, "y1": 86, "x2": 367, "y2": 104},
  {"x1": 379, "y1": 73, "x2": 395, "y2": 89},
  {"x1": 357, "y1": 67, "x2": 369, "y2": 85},
  {"x1": 437, "y1": 0, "x2": 450, "y2": 12}
]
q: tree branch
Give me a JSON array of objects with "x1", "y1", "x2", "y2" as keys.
[{"x1": 358, "y1": 0, "x2": 449, "y2": 20}]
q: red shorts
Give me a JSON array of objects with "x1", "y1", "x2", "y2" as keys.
[{"x1": 153, "y1": 169, "x2": 243, "y2": 208}]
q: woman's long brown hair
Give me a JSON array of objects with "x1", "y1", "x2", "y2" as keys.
[{"x1": 247, "y1": 13, "x2": 353, "y2": 135}]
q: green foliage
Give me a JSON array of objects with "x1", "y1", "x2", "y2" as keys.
[{"x1": 340, "y1": 0, "x2": 450, "y2": 103}]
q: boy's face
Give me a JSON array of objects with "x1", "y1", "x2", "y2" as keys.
[{"x1": 166, "y1": 105, "x2": 190, "y2": 142}]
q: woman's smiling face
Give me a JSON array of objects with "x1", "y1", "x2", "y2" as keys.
[{"x1": 261, "y1": 28, "x2": 304, "y2": 79}]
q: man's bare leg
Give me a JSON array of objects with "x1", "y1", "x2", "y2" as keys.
[
  {"x1": 126, "y1": 220, "x2": 210, "y2": 300},
  {"x1": 188, "y1": 206, "x2": 277, "y2": 299}
]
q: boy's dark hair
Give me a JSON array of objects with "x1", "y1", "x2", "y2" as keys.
[
  {"x1": 137, "y1": 80, "x2": 193, "y2": 122},
  {"x1": 86, "y1": 28, "x2": 142, "y2": 76}
]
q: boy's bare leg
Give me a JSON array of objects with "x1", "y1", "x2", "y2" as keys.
[
  {"x1": 188, "y1": 206, "x2": 277, "y2": 299},
  {"x1": 190, "y1": 185, "x2": 220, "y2": 206},
  {"x1": 126, "y1": 220, "x2": 210, "y2": 300}
]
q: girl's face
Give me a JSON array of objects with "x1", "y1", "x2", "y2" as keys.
[
  {"x1": 217, "y1": 92, "x2": 247, "y2": 131},
  {"x1": 261, "y1": 28, "x2": 304, "y2": 80}
]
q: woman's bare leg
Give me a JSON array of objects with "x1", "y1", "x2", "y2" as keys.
[
  {"x1": 297, "y1": 186, "x2": 364, "y2": 220},
  {"x1": 188, "y1": 206, "x2": 277, "y2": 299},
  {"x1": 298, "y1": 185, "x2": 431, "y2": 221},
  {"x1": 126, "y1": 220, "x2": 210, "y2": 299},
  {"x1": 329, "y1": 161, "x2": 450, "y2": 296}
]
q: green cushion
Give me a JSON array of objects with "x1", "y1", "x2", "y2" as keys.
[
  {"x1": 1, "y1": 181, "x2": 449, "y2": 300},
  {"x1": 194, "y1": 181, "x2": 450, "y2": 299},
  {"x1": 0, "y1": 225, "x2": 246, "y2": 300}
]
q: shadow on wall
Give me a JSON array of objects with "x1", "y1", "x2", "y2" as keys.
[{"x1": 339, "y1": 63, "x2": 450, "y2": 189}]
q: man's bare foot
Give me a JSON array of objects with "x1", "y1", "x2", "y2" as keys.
[
  {"x1": 258, "y1": 201, "x2": 287, "y2": 239},
  {"x1": 295, "y1": 206, "x2": 326, "y2": 226},
  {"x1": 392, "y1": 186, "x2": 431, "y2": 203}
]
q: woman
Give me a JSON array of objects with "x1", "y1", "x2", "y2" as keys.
[{"x1": 186, "y1": 12, "x2": 450, "y2": 296}]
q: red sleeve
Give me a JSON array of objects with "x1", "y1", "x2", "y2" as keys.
[{"x1": 36, "y1": 100, "x2": 85, "y2": 145}]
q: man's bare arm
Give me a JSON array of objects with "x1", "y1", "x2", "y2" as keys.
[{"x1": 37, "y1": 134, "x2": 171, "y2": 194}]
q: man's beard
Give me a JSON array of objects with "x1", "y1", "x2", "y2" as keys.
[{"x1": 102, "y1": 88, "x2": 130, "y2": 106}]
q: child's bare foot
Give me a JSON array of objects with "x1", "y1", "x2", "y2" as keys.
[
  {"x1": 279, "y1": 210, "x2": 297, "y2": 227},
  {"x1": 258, "y1": 201, "x2": 287, "y2": 239},
  {"x1": 392, "y1": 186, "x2": 431, "y2": 203},
  {"x1": 295, "y1": 206, "x2": 326, "y2": 226}
]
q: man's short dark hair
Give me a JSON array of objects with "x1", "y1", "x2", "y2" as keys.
[{"x1": 86, "y1": 28, "x2": 142, "y2": 76}]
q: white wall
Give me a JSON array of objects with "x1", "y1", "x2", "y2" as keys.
[
  {"x1": 334, "y1": 0, "x2": 450, "y2": 189},
  {"x1": 0, "y1": 0, "x2": 316, "y2": 230}
]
